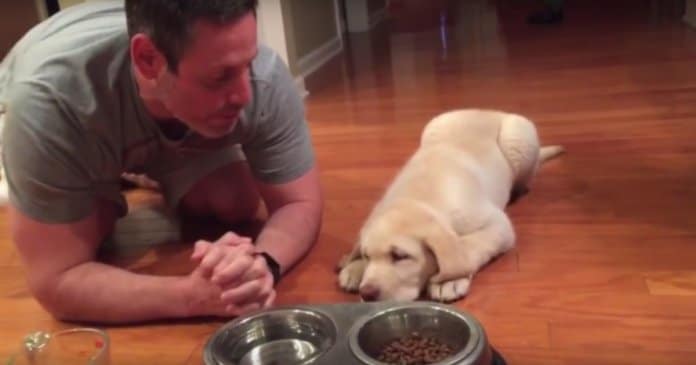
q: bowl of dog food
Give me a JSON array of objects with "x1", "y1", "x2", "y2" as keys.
[
  {"x1": 348, "y1": 302, "x2": 501, "y2": 365},
  {"x1": 204, "y1": 302, "x2": 506, "y2": 365},
  {"x1": 203, "y1": 308, "x2": 337, "y2": 365}
]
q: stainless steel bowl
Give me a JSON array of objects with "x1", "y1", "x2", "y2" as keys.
[
  {"x1": 348, "y1": 302, "x2": 491, "y2": 365},
  {"x1": 204, "y1": 308, "x2": 337, "y2": 365}
]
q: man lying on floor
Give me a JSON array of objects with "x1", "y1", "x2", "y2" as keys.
[{"x1": 0, "y1": 0, "x2": 322, "y2": 324}]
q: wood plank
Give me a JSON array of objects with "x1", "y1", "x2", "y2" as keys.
[
  {"x1": 471, "y1": 268, "x2": 648, "y2": 294},
  {"x1": 474, "y1": 315, "x2": 551, "y2": 350},
  {"x1": 551, "y1": 318, "x2": 696, "y2": 354},
  {"x1": 492, "y1": 348, "x2": 565, "y2": 365},
  {"x1": 562, "y1": 351, "x2": 696, "y2": 365},
  {"x1": 106, "y1": 323, "x2": 221, "y2": 365},
  {"x1": 645, "y1": 271, "x2": 696, "y2": 296},
  {"x1": 459, "y1": 291, "x2": 696, "y2": 323}
]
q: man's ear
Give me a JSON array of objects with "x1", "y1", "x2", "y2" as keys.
[
  {"x1": 420, "y1": 222, "x2": 470, "y2": 283},
  {"x1": 130, "y1": 33, "x2": 167, "y2": 81}
]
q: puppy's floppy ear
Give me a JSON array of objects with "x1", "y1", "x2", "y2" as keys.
[{"x1": 421, "y1": 222, "x2": 470, "y2": 283}]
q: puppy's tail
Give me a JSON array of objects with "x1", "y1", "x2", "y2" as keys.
[{"x1": 539, "y1": 145, "x2": 565, "y2": 164}]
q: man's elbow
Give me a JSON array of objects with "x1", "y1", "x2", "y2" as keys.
[{"x1": 27, "y1": 275, "x2": 77, "y2": 321}]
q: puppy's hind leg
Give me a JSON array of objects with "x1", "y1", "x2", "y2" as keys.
[
  {"x1": 498, "y1": 114, "x2": 564, "y2": 193},
  {"x1": 497, "y1": 114, "x2": 541, "y2": 189}
]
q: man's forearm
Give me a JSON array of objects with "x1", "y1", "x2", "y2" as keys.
[
  {"x1": 255, "y1": 200, "x2": 322, "y2": 274},
  {"x1": 44, "y1": 262, "x2": 191, "y2": 323}
]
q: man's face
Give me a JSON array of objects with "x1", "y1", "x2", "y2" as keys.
[{"x1": 157, "y1": 13, "x2": 258, "y2": 138}]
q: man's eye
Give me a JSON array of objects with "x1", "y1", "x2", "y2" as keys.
[{"x1": 209, "y1": 75, "x2": 230, "y2": 86}]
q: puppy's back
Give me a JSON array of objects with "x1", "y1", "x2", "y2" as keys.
[
  {"x1": 420, "y1": 109, "x2": 506, "y2": 150},
  {"x1": 418, "y1": 109, "x2": 521, "y2": 207}
]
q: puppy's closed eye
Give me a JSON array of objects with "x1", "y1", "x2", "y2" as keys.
[{"x1": 390, "y1": 248, "x2": 412, "y2": 262}]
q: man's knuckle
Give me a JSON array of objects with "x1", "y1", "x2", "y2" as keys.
[
  {"x1": 223, "y1": 232, "x2": 240, "y2": 241},
  {"x1": 238, "y1": 243, "x2": 254, "y2": 252},
  {"x1": 261, "y1": 283, "x2": 272, "y2": 297},
  {"x1": 240, "y1": 254, "x2": 253, "y2": 266},
  {"x1": 251, "y1": 280, "x2": 263, "y2": 292},
  {"x1": 250, "y1": 265, "x2": 264, "y2": 277}
]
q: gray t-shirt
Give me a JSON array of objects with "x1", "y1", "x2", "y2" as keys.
[{"x1": 0, "y1": 1, "x2": 315, "y2": 223}]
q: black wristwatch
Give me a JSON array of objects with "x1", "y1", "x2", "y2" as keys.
[{"x1": 259, "y1": 252, "x2": 281, "y2": 285}]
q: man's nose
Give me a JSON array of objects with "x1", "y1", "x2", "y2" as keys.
[{"x1": 227, "y1": 75, "x2": 252, "y2": 106}]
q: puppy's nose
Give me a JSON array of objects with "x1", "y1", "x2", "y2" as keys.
[{"x1": 359, "y1": 284, "x2": 380, "y2": 302}]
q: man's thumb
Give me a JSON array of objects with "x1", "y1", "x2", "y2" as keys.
[{"x1": 191, "y1": 240, "x2": 211, "y2": 261}]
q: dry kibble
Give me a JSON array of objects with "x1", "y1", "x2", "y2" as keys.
[{"x1": 377, "y1": 332, "x2": 454, "y2": 365}]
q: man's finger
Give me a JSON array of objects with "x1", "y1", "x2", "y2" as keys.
[
  {"x1": 238, "y1": 255, "x2": 269, "y2": 282},
  {"x1": 237, "y1": 242, "x2": 256, "y2": 255},
  {"x1": 191, "y1": 240, "x2": 212, "y2": 261},
  {"x1": 220, "y1": 279, "x2": 263, "y2": 304},
  {"x1": 263, "y1": 290, "x2": 277, "y2": 308},
  {"x1": 217, "y1": 232, "x2": 253, "y2": 246},
  {"x1": 233, "y1": 273, "x2": 274, "y2": 310},
  {"x1": 211, "y1": 254, "x2": 255, "y2": 286},
  {"x1": 254, "y1": 273, "x2": 274, "y2": 306},
  {"x1": 216, "y1": 239, "x2": 255, "y2": 256},
  {"x1": 197, "y1": 246, "x2": 227, "y2": 277}
]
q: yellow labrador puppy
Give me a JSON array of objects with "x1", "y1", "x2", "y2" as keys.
[{"x1": 337, "y1": 109, "x2": 563, "y2": 302}]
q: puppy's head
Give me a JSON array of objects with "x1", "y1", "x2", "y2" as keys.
[
  {"x1": 358, "y1": 232, "x2": 437, "y2": 301},
  {"x1": 356, "y1": 204, "x2": 462, "y2": 302}
]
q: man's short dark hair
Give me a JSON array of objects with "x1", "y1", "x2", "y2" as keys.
[{"x1": 125, "y1": 0, "x2": 258, "y2": 73}]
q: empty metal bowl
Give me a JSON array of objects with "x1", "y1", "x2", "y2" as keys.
[
  {"x1": 204, "y1": 308, "x2": 337, "y2": 365},
  {"x1": 348, "y1": 302, "x2": 491, "y2": 365}
]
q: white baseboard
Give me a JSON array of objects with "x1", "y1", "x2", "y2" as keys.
[{"x1": 296, "y1": 36, "x2": 342, "y2": 81}]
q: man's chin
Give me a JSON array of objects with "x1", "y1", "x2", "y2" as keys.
[{"x1": 199, "y1": 117, "x2": 239, "y2": 138}]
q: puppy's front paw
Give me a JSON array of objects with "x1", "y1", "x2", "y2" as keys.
[
  {"x1": 338, "y1": 259, "x2": 367, "y2": 293},
  {"x1": 336, "y1": 252, "x2": 357, "y2": 272},
  {"x1": 427, "y1": 277, "x2": 471, "y2": 302}
]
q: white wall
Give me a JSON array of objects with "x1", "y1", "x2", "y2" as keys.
[{"x1": 258, "y1": 0, "x2": 344, "y2": 96}]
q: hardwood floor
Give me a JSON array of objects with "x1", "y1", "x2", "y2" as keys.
[{"x1": 2, "y1": 0, "x2": 696, "y2": 364}]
